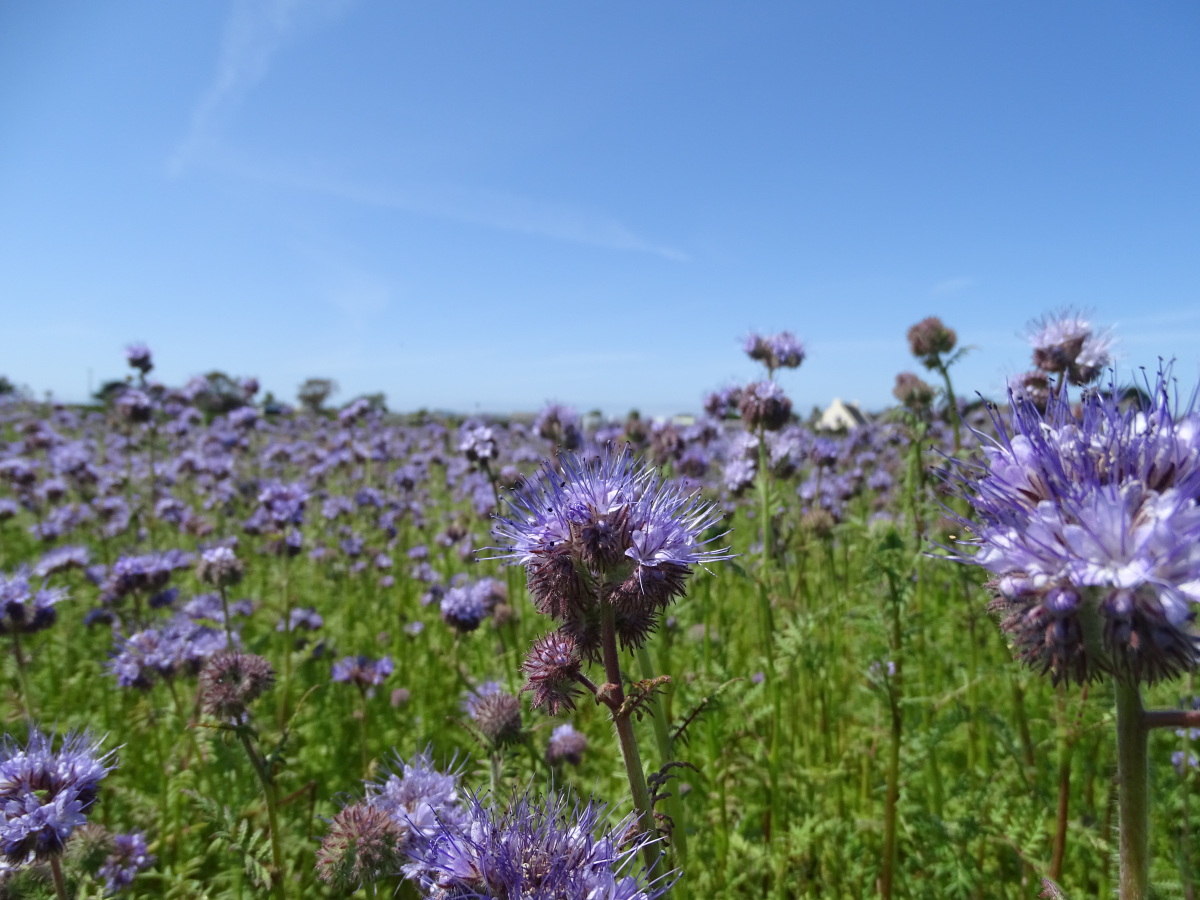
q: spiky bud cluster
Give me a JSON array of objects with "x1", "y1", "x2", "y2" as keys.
[
  {"x1": 316, "y1": 801, "x2": 408, "y2": 889},
  {"x1": 521, "y1": 631, "x2": 583, "y2": 714},
  {"x1": 199, "y1": 652, "x2": 275, "y2": 721},
  {"x1": 470, "y1": 691, "x2": 523, "y2": 745}
]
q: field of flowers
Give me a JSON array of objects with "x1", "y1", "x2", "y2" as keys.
[{"x1": 2, "y1": 315, "x2": 1199, "y2": 899}]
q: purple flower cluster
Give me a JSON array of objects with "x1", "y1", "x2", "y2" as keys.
[
  {"x1": 744, "y1": 331, "x2": 806, "y2": 373},
  {"x1": 946, "y1": 370, "x2": 1200, "y2": 684},
  {"x1": 0, "y1": 728, "x2": 115, "y2": 867},
  {"x1": 108, "y1": 608, "x2": 230, "y2": 689},
  {"x1": 1025, "y1": 309, "x2": 1113, "y2": 387},
  {"x1": 332, "y1": 655, "x2": 394, "y2": 689},
  {"x1": 439, "y1": 577, "x2": 505, "y2": 633},
  {"x1": 411, "y1": 790, "x2": 667, "y2": 900},
  {"x1": 0, "y1": 567, "x2": 66, "y2": 635},
  {"x1": 494, "y1": 446, "x2": 731, "y2": 707},
  {"x1": 98, "y1": 830, "x2": 155, "y2": 892}
]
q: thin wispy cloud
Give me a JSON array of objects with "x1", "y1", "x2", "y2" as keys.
[
  {"x1": 213, "y1": 155, "x2": 688, "y2": 260},
  {"x1": 169, "y1": 0, "x2": 353, "y2": 175},
  {"x1": 930, "y1": 277, "x2": 975, "y2": 296}
]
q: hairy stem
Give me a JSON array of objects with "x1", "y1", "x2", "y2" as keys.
[
  {"x1": 1115, "y1": 679, "x2": 1149, "y2": 900},
  {"x1": 600, "y1": 604, "x2": 657, "y2": 871}
]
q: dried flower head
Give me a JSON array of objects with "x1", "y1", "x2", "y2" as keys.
[
  {"x1": 521, "y1": 630, "x2": 584, "y2": 714},
  {"x1": 892, "y1": 372, "x2": 936, "y2": 413}
]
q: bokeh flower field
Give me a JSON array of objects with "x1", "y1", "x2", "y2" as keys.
[{"x1": 2, "y1": 315, "x2": 1199, "y2": 899}]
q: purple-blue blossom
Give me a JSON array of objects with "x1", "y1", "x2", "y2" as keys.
[
  {"x1": 944, "y1": 369, "x2": 1200, "y2": 684},
  {"x1": 0, "y1": 728, "x2": 116, "y2": 866}
]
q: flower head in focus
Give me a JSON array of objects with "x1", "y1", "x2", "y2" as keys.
[
  {"x1": 943, "y1": 368, "x2": 1200, "y2": 685},
  {"x1": 411, "y1": 789, "x2": 669, "y2": 900},
  {"x1": 0, "y1": 728, "x2": 116, "y2": 867},
  {"x1": 492, "y1": 446, "x2": 732, "y2": 660}
]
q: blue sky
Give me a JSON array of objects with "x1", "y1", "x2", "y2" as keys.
[{"x1": 2, "y1": 2, "x2": 1198, "y2": 416}]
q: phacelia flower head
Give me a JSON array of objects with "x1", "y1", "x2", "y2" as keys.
[
  {"x1": 363, "y1": 749, "x2": 463, "y2": 850},
  {"x1": 317, "y1": 801, "x2": 407, "y2": 890},
  {"x1": 907, "y1": 316, "x2": 958, "y2": 369},
  {"x1": 196, "y1": 545, "x2": 244, "y2": 589},
  {"x1": 0, "y1": 728, "x2": 116, "y2": 867},
  {"x1": 893, "y1": 372, "x2": 936, "y2": 413},
  {"x1": 944, "y1": 368, "x2": 1200, "y2": 685},
  {"x1": 332, "y1": 655, "x2": 394, "y2": 689},
  {"x1": 124, "y1": 344, "x2": 153, "y2": 374},
  {"x1": 546, "y1": 723, "x2": 589, "y2": 767},
  {"x1": 1026, "y1": 309, "x2": 1114, "y2": 386},
  {"x1": 493, "y1": 446, "x2": 732, "y2": 653},
  {"x1": 738, "y1": 381, "x2": 792, "y2": 432},
  {"x1": 534, "y1": 404, "x2": 583, "y2": 451},
  {"x1": 410, "y1": 789, "x2": 668, "y2": 900},
  {"x1": 199, "y1": 652, "x2": 275, "y2": 722},
  {"x1": 0, "y1": 568, "x2": 65, "y2": 636},
  {"x1": 461, "y1": 682, "x2": 523, "y2": 745},
  {"x1": 98, "y1": 830, "x2": 155, "y2": 893},
  {"x1": 744, "y1": 331, "x2": 805, "y2": 373}
]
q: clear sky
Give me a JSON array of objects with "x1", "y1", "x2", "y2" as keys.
[{"x1": 3, "y1": 2, "x2": 1198, "y2": 416}]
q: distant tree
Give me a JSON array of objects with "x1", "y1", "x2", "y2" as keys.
[
  {"x1": 298, "y1": 378, "x2": 338, "y2": 415},
  {"x1": 192, "y1": 371, "x2": 248, "y2": 417},
  {"x1": 93, "y1": 379, "x2": 130, "y2": 406},
  {"x1": 0, "y1": 375, "x2": 16, "y2": 396},
  {"x1": 354, "y1": 392, "x2": 387, "y2": 414}
]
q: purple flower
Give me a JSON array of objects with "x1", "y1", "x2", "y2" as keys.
[
  {"x1": 534, "y1": 403, "x2": 582, "y2": 451},
  {"x1": 363, "y1": 749, "x2": 463, "y2": 852},
  {"x1": 494, "y1": 446, "x2": 732, "y2": 652},
  {"x1": 745, "y1": 331, "x2": 805, "y2": 372},
  {"x1": 1026, "y1": 309, "x2": 1113, "y2": 385},
  {"x1": 278, "y1": 607, "x2": 323, "y2": 632},
  {"x1": 440, "y1": 585, "x2": 488, "y2": 633},
  {"x1": 124, "y1": 343, "x2": 153, "y2": 374},
  {"x1": 458, "y1": 424, "x2": 498, "y2": 463},
  {"x1": 944, "y1": 369, "x2": 1200, "y2": 684},
  {"x1": 333, "y1": 655, "x2": 394, "y2": 688},
  {"x1": 0, "y1": 728, "x2": 116, "y2": 866},
  {"x1": 738, "y1": 381, "x2": 792, "y2": 431},
  {"x1": 0, "y1": 568, "x2": 65, "y2": 636},
  {"x1": 32, "y1": 546, "x2": 90, "y2": 578},
  {"x1": 98, "y1": 831, "x2": 155, "y2": 892},
  {"x1": 410, "y1": 790, "x2": 668, "y2": 900},
  {"x1": 108, "y1": 612, "x2": 229, "y2": 689},
  {"x1": 546, "y1": 723, "x2": 588, "y2": 767}
]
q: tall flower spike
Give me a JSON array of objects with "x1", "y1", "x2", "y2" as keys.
[{"x1": 943, "y1": 368, "x2": 1200, "y2": 685}]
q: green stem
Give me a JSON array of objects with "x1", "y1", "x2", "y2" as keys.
[
  {"x1": 1115, "y1": 679, "x2": 1149, "y2": 900},
  {"x1": 879, "y1": 571, "x2": 904, "y2": 900},
  {"x1": 636, "y1": 645, "x2": 687, "y2": 873},
  {"x1": 10, "y1": 632, "x2": 33, "y2": 719},
  {"x1": 237, "y1": 729, "x2": 288, "y2": 900},
  {"x1": 600, "y1": 605, "x2": 657, "y2": 871}
]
